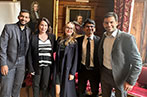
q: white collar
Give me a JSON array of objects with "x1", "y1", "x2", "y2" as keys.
[
  {"x1": 84, "y1": 34, "x2": 94, "y2": 40},
  {"x1": 104, "y1": 29, "x2": 118, "y2": 38}
]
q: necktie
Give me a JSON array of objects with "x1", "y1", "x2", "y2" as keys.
[{"x1": 86, "y1": 37, "x2": 90, "y2": 68}]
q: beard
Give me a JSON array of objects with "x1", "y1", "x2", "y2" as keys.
[{"x1": 19, "y1": 20, "x2": 27, "y2": 26}]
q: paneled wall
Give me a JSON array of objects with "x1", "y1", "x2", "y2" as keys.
[
  {"x1": 20, "y1": 0, "x2": 53, "y2": 25},
  {"x1": 0, "y1": 0, "x2": 113, "y2": 36},
  {"x1": 0, "y1": 0, "x2": 53, "y2": 25},
  {"x1": 58, "y1": 0, "x2": 114, "y2": 37}
]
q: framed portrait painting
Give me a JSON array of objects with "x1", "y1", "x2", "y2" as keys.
[{"x1": 65, "y1": 6, "x2": 95, "y2": 23}]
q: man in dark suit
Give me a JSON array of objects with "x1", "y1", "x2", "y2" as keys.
[
  {"x1": 77, "y1": 18, "x2": 100, "y2": 97},
  {"x1": 0, "y1": 9, "x2": 31, "y2": 97},
  {"x1": 99, "y1": 12, "x2": 143, "y2": 97}
]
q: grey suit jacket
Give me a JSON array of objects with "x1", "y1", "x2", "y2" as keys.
[
  {"x1": 0, "y1": 23, "x2": 31, "y2": 69},
  {"x1": 99, "y1": 29, "x2": 142, "y2": 89}
]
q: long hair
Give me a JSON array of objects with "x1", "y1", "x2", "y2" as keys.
[
  {"x1": 60, "y1": 22, "x2": 77, "y2": 46},
  {"x1": 35, "y1": 17, "x2": 52, "y2": 34},
  {"x1": 30, "y1": 1, "x2": 40, "y2": 21},
  {"x1": 30, "y1": 1, "x2": 40, "y2": 13}
]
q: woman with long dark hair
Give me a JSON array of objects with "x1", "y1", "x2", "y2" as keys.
[{"x1": 28, "y1": 17, "x2": 56, "y2": 97}]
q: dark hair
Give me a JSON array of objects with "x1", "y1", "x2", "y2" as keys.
[
  {"x1": 104, "y1": 12, "x2": 118, "y2": 21},
  {"x1": 75, "y1": 15, "x2": 82, "y2": 21},
  {"x1": 31, "y1": 1, "x2": 40, "y2": 12},
  {"x1": 82, "y1": 18, "x2": 95, "y2": 27},
  {"x1": 19, "y1": 9, "x2": 30, "y2": 16},
  {"x1": 36, "y1": 17, "x2": 52, "y2": 34}
]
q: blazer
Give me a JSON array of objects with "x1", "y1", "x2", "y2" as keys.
[
  {"x1": 27, "y1": 33, "x2": 56, "y2": 74},
  {"x1": 0, "y1": 23, "x2": 31, "y2": 69},
  {"x1": 98, "y1": 29, "x2": 143, "y2": 89},
  {"x1": 77, "y1": 35, "x2": 100, "y2": 71}
]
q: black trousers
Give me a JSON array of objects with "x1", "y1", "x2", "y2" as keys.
[
  {"x1": 78, "y1": 64, "x2": 100, "y2": 97},
  {"x1": 32, "y1": 66, "x2": 50, "y2": 97}
]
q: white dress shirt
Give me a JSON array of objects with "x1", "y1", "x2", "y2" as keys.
[
  {"x1": 81, "y1": 34, "x2": 94, "y2": 67},
  {"x1": 103, "y1": 29, "x2": 118, "y2": 69}
]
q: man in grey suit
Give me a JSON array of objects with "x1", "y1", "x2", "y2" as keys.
[
  {"x1": 98, "y1": 12, "x2": 143, "y2": 97},
  {"x1": 0, "y1": 9, "x2": 31, "y2": 97}
]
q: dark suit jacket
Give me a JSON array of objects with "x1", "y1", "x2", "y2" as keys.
[
  {"x1": 77, "y1": 35, "x2": 100, "y2": 71},
  {"x1": 98, "y1": 29, "x2": 143, "y2": 89},
  {"x1": 0, "y1": 23, "x2": 31, "y2": 69},
  {"x1": 27, "y1": 33, "x2": 56, "y2": 74}
]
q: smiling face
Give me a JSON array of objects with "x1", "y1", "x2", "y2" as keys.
[
  {"x1": 18, "y1": 12, "x2": 30, "y2": 26},
  {"x1": 103, "y1": 16, "x2": 118, "y2": 33},
  {"x1": 65, "y1": 22, "x2": 75, "y2": 37},
  {"x1": 83, "y1": 23, "x2": 95, "y2": 37},
  {"x1": 39, "y1": 20, "x2": 48, "y2": 33}
]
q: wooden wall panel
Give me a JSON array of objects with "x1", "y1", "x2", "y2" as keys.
[
  {"x1": 19, "y1": 0, "x2": 53, "y2": 25},
  {"x1": 0, "y1": 0, "x2": 13, "y2": 1},
  {"x1": 58, "y1": 0, "x2": 114, "y2": 36},
  {"x1": 0, "y1": 0, "x2": 53, "y2": 26}
]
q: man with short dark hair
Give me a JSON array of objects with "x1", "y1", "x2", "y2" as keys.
[
  {"x1": 77, "y1": 18, "x2": 100, "y2": 97},
  {"x1": 98, "y1": 12, "x2": 143, "y2": 97},
  {"x1": 0, "y1": 9, "x2": 31, "y2": 97}
]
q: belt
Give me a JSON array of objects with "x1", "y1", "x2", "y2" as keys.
[
  {"x1": 86, "y1": 66, "x2": 94, "y2": 70},
  {"x1": 81, "y1": 63, "x2": 94, "y2": 70}
]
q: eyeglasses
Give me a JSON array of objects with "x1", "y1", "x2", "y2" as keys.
[
  {"x1": 85, "y1": 25, "x2": 95, "y2": 28},
  {"x1": 65, "y1": 27, "x2": 73, "y2": 30}
]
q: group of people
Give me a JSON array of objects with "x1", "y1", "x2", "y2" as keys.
[{"x1": 0, "y1": 8, "x2": 143, "y2": 97}]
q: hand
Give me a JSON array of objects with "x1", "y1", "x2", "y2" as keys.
[
  {"x1": 124, "y1": 82, "x2": 133, "y2": 91},
  {"x1": 1, "y1": 65, "x2": 9, "y2": 76},
  {"x1": 31, "y1": 72, "x2": 35, "y2": 75},
  {"x1": 68, "y1": 74, "x2": 74, "y2": 80}
]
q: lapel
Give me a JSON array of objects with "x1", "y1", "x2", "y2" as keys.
[
  {"x1": 93, "y1": 35, "x2": 98, "y2": 56},
  {"x1": 93, "y1": 35, "x2": 99, "y2": 49},
  {"x1": 48, "y1": 33, "x2": 53, "y2": 48},
  {"x1": 34, "y1": 34, "x2": 39, "y2": 48},
  {"x1": 100, "y1": 34, "x2": 106, "y2": 51},
  {"x1": 80, "y1": 36, "x2": 84, "y2": 45},
  {"x1": 15, "y1": 24, "x2": 30, "y2": 45},
  {"x1": 15, "y1": 24, "x2": 21, "y2": 44},
  {"x1": 93, "y1": 35, "x2": 97, "y2": 64},
  {"x1": 111, "y1": 30, "x2": 121, "y2": 52},
  {"x1": 25, "y1": 27, "x2": 30, "y2": 45},
  {"x1": 78, "y1": 36, "x2": 84, "y2": 52}
]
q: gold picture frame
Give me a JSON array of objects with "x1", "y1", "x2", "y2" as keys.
[{"x1": 65, "y1": 6, "x2": 95, "y2": 23}]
